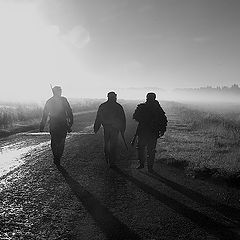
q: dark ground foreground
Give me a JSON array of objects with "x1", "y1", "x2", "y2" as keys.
[{"x1": 1, "y1": 106, "x2": 240, "y2": 240}]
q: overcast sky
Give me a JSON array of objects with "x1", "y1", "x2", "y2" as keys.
[{"x1": 0, "y1": 0, "x2": 240, "y2": 100}]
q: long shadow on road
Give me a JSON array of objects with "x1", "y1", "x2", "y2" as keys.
[
  {"x1": 144, "y1": 171, "x2": 240, "y2": 224},
  {"x1": 113, "y1": 167, "x2": 240, "y2": 240},
  {"x1": 57, "y1": 165, "x2": 141, "y2": 240}
]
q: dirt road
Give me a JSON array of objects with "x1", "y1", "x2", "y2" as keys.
[{"x1": 1, "y1": 105, "x2": 240, "y2": 240}]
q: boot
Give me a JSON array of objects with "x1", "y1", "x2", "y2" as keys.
[{"x1": 53, "y1": 157, "x2": 61, "y2": 165}]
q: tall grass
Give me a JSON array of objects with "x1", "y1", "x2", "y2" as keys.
[
  {"x1": 0, "y1": 99, "x2": 103, "y2": 130},
  {"x1": 160, "y1": 103, "x2": 240, "y2": 177},
  {"x1": 0, "y1": 103, "x2": 42, "y2": 129},
  {"x1": 175, "y1": 103, "x2": 240, "y2": 143}
]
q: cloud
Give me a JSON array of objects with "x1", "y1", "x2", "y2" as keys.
[
  {"x1": 193, "y1": 36, "x2": 210, "y2": 43},
  {"x1": 62, "y1": 25, "x2": 90, "y2": 49}
]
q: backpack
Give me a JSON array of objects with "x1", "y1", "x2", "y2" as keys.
[
  {"x1": 156, "y1": 111, "x2": 168, "y2": 135},
  {"x1": 133, "y1": 101, "x2": 168, "y2": 136}
]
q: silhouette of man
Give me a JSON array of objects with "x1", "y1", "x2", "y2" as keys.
[
  {"x1": 40, "y1": 86, "x2": 73, "y2": 165},
  {"x1": 133, "y1": 92, "x2": 167, "y2": 172},
  {"x1": 94, "y1": 92, "x2": 126, "y2": 167}
]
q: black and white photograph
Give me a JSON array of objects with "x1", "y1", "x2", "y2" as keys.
[{"x1": 0, "y1": 0, "x2": 240, "y2": 239}]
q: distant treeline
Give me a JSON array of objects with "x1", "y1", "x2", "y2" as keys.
[
  {"x1": 173, "y1": 84, "x2": 240, "y2": 102},
  {"x1": 175, "y1": 84, "x2": 240, "y2": 95}
]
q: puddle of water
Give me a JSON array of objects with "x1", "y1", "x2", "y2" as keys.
[
  {"x1": 18, "y1": 131, "x2": 95, "y2": 136},
  {"x1": 0, "y1": 146, "x2": 32, "y2": 177},
  {"x1": 0, "y1": 141, "x2": 49, "y2": 178},
  {"x1": 0, "y1": 128, "x2": 94, "y2": 179}
]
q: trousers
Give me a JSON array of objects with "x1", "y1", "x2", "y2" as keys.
[
  {"x1": 137, "y1": 134, "x2": 157, "y2": 170},
  {"x1": 103, "y1": 126, "x2": 119, "y2": 166},
  {"x1": 50, "y1": 124, "x2": 67, "y2": 162}
]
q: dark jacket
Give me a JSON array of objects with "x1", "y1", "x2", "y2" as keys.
[
  {"x1": 40, "y1": 96, "x2": 73, "y2": 132},
  {"x1": 94, "y1": 100, "x2": 126, "y2": 133},
  {"x1": 133, "y1": 100, "x2": 167, "y2": 137}
]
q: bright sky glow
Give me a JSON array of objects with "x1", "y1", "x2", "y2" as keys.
[
  {"x1": 0, "y1": 0, "x2": 240, "y2": 101},
  {"x1": 0, "y1": 2, "x2": 95, "y2": 101}
]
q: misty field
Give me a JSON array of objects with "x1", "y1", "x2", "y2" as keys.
[
  {"x1": 0, "y1": 99, "x2": 102, "y2": 137},
  {"x1": 1, "y1": 99, "x2": 240, "y2": 182},
  {"x1": 157, "y1": 102, "x2": 240, "y2": 182},
  {"x1": 0, "y1": 103, "x2": 42, "y2": 136}
]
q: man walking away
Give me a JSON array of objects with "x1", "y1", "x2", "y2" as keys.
[
  {"x1": 40, "y1": 86, "x2": 73, "y2": 165},
  {"x1": 133, "y1": 92, "x2": 167, "y2": 172},
  {"x1": 94, "y1": 92, "x2": 126, "y2": 168}
]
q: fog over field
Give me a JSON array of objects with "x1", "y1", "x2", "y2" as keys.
[
  {"x1": 0, "y1": 0, "x2": 240, "y2": 102},
  {"x1": 1, "y1": 1, "x2": 240, "y2": 239}
]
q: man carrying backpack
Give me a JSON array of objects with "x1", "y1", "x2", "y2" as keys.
[
  {"x1": 133, "y1": 92, "x2": 167, "y2": 172},
  {"x1": 40, "y1": 86, "x2": 73, "y2": 165}
]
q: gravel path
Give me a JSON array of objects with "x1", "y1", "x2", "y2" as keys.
[{"x1": 1, "y1": 107, "x2": 240, "y2": 240}]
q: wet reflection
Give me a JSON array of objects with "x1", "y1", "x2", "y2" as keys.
[
  {"x1": 18, "y1": 131, "x2": 94, "y2": 136},
  {"x1": 0, "y1": 129, "x2": 93, "y2": 178},
  {"x1": 0, "y1": 141, "x2": 49, "y2": 178}
]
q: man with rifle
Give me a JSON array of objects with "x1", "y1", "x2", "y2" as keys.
[
  {"x1": 40, "y1": 86, "x2": 73, "y2": 165},
  {"x1": 132, "y1": 92, "x2": 167, "y2": 172},
  {"x1": 94, "y1": 92, "x2": 126, "y2": 168}
]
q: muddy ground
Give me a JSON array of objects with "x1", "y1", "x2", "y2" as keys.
[{"x1": 1, "y1": 103, "x2": 240, "y2": 240}]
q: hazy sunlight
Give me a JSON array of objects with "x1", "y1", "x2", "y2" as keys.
[{"x1": 0, "y1": 2, "x2": 86, "y2": 102}]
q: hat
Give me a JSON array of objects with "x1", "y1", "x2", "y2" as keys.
[
  {"x1": 146, "y1": 92, "x2": 156, "y2": 101},
  {"x1": 107, "y1": 91, "x2": 117, "y2": 98}
]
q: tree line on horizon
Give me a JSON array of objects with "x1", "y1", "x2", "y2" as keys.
[{"x1": 175, "y1": 84, "x2": 240, "y2": 94}]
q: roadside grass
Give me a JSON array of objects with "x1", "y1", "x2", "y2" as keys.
[
  {"x1": 156, "y1": 103, "x2": 240, "y2": 183},
  {"x1": 2, "y1": 99, "x2": 240, "y2": 184},
  {"x1": 0, "y1": 103, "x2": 42, "y2": 137},
  {"x1": 71, "y1": 111, "x2": 97, "y2": 132},
  {"x1": 0, "y1": 99, "x2": 102, "y2": 138},
  {"x1": 0, "y1": 103, "x2": 42, "y2": 129}
]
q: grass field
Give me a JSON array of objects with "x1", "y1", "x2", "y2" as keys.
[
  {"x1": 156, "y1": 102, "x2": 240, "y2": 183},
  {"x1": 0, "y1": 103, "x2": 42, "y2": 137},
  {"x1": 1, "y1": 99, "x2": 240, "y2": 183},
  {"x1": 0, "y1": 99, "x2": 102, "y2": 137}
]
